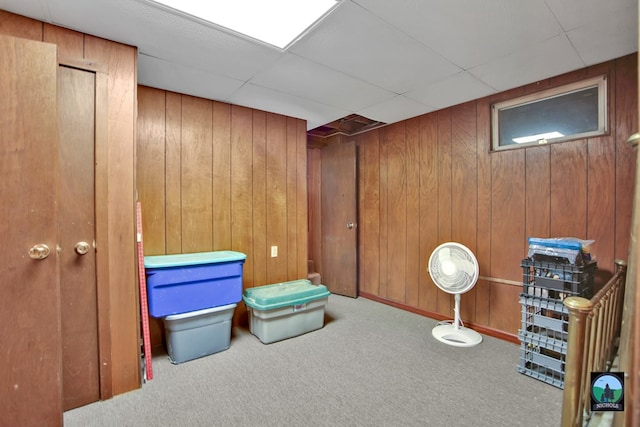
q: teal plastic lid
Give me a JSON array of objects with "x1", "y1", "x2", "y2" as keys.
[
  {"x1": 144, "y1": 250, "x2": 247, "y2": 268},
  {"x1": 243, "y1": 280, "x2": 330, "y2": 310}
]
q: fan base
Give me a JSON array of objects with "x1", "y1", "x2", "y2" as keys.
[{"x1": 432, "y1": 324, "x2": 482, "y2": 348}]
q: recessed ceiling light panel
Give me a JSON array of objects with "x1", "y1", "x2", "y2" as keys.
[{"x1": 150, "y1": 0, "x2": 339, "y2": 49}]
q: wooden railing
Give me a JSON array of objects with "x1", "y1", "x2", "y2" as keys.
[{"x1": 561, "y1": 260, "x2": 627, "y2": 427}]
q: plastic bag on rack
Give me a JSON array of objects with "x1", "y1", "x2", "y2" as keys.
[{"x1": 527, "y1": 237, "x2": 595, "y2": 265}]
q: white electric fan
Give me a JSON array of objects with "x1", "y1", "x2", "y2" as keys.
[{"x1": 428, "y1": 242, "x2": 483, "y2": 347}]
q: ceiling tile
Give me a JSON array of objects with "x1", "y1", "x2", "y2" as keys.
[
  {"x1": 353, "y1": 0, "x2": 564, "y2": 69},
  {"x1": 228, "y1": 83, "x2": 350, "y2": 130},
  {"x1": 357, "y1": 95, "x2": 434, "y2": 124},
  {"x1": 566, "y1": 6, "x2": 638, "y2": 66},
  {"x1": 405, "y1": 72, "x2": 496, "y2": 110},
  {"x1": 138, "y1": 54, "x2": 245, "y2": 101},
  {"x1": 249, "y1": 52, "x2": 397, "y2": 112},
  {"x1": 289, "y1": 1, "x2": 462, "y2": 94},
  {"x1": 469, "y1": 35, "x2": 585, "y2": 92},
  {"x1": 546, "y1": 0, "x2": 635, "y2": 31}
]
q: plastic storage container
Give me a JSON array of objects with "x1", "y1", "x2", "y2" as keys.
[
  {"x1": 518, "y1": 293, "x2": 570, "y2": 389},
  {"x1": 163, "y1": 303, "x2": 236, "y2": 364},
  {"x1": 144, "y1": 251, "x2": 246, "y2": 317},
  {"x1": 521, "y1": 258, "x2": 597, "y2": 300},
  {"x1": 520, "y1": 294, "x2": 569, "y2": 340},
  {"x1": 243, "y1": 280, "x2": 330, "y2": 344},
  {"x1": 518, "y1": 340, "x2": 566, "y2": 389},
  {"x1": 518, "y1": 257, "x2": 596, "y2": 389}
]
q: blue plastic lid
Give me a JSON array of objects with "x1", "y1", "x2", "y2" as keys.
[
  {"x1": 243, "y1": 280, "x2": 330, "y2": 310},
  {"x1": 144, "y1": 250, "x2": 247, "y2": 268}
]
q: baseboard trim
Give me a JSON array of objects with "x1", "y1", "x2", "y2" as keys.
[{"x1": 358, "y1": 291, "x2": 520, "y2": 345}]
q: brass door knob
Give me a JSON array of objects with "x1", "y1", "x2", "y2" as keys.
[
  {"x1": 29, "y1": 244, "x2": 50, "y2": 260},
  {"x1": 75, "y1": 241, "x2": 91, "y2": 255}
]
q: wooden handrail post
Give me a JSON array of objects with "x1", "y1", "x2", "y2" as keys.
[{"x1": 561, "y1": 296, "x2": 593, "y2": 427}]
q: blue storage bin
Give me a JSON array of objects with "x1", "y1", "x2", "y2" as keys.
[{"x1": 144, "y1": 251, "x2": 246, "y2": 317}]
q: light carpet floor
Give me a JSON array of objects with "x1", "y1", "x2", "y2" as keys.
[{"x1": 64, "y1": 295, "x2": 562, "y2": 427}]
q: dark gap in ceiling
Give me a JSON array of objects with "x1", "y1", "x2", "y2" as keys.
[{"x1": 307, "y1": 114, "x2": 386, "y2": 148}]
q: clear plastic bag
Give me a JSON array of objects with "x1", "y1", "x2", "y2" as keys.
[{"x1": 527, "y1": 237, "x2": 595, "y2": 265}]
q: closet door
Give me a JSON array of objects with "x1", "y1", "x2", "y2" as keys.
[
  {"x1": 57, "y1": 65, "x2": 101, "y2": 410},
  {"x1": 321, "y1": 141, "x2": 358, "y2": 297},
  {"x1": 0, "y1": 35, "x2": 63, "y2": 426}
]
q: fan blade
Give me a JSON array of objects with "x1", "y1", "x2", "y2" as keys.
[
  {"x1": 456, "y1": 257, "x2": 476, "y2": 276},
  {"x1": 437, "y1": 248, "x2": 458, "y2": 276}
]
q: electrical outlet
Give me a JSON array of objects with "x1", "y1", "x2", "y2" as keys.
[{"x1": 271, "y1": 246, "x2": 278, "y2": 257}]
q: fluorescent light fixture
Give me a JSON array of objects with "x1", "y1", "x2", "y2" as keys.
[
  {"x1": 513, "y1": 131, "x2": 564, "y2": 144},
  {"x1": 151, "y1": 0, "x2": 338, "y2": 49}
]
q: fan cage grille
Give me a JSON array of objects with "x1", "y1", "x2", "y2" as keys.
[{"x1": 428, "y1": 244, "x2": 478, "y2": 294}]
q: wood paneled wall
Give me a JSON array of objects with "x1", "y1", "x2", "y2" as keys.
[
  {"x1": 310, "y1": 54, "x2": 638, "y2": 340},
  {"x1": 0, "y1": 10, "x2": 139, "y2": 395},
  {"x1": 136, "y1": 86, "x2": 308, "y2": 344}
]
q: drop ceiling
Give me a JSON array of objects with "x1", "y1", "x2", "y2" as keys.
[{"x1": 0, "y1": 0, "x2": 636, "y2": 135}]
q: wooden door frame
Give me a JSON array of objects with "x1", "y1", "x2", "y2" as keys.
[{"x1": 59, "y1": 57, "x2": 113, "y2": 400}]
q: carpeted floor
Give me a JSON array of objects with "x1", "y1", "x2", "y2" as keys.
[{"x1": 64, "y1": 295, "x2": 563, "y2": 426}]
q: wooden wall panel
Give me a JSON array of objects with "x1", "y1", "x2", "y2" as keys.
[
  {"x1": 405, "y1": 118, "x2": 421, "y2": 307},
  {"x1": 181, "y1": 96, "x2": 213, "y2": 252},
  {"x1": 418, "y1": 114, "x2": 439, "y2": 313},
  {"x1": 378, "y1": 130, "x2": 389, "y2": 298},
  {"x1": 136, "y1": 87, "x2": 166, "y2": 255},
  {"x1": 266, "y1": 113, "x2": 288, "y2": 282},
  {"x1": 586, "y1": 62, "x2": 616, "y2": 276},
  {"x1": 357, "y1": 131, "x2": 380, "y2": 295},
  {"x1": 550, "y1": 140, "x2": 588, "y2": 239},
  {"x1": 384, "y1": 123, "x2": 408, "y2": 303},
  {"x1": 44, "y1": 24, "x2": 83, "y2": 58},
  {"x1": 307, "y1": 147, "x2": 322, "y2": 276},
  {"x1": 286, "y1": 117, "x2": 299, "y2": 280},
  {"x1": 330, "y1": 54, "x2": 637, "y2": 339},
  {"x1": 296, "y1": 119, "x2": 309, "y2": 280},
  {"x1": 451, "y1": 102, "x2": 478, "y2": 321},
  {"x1": 489, "y1": 282, "x2": 522, "y2": 335},
  {"x1": 614, "y1": 55, "x2": 638, "y2": 263},
  {"x1": 450, "y1": 102, "x2": 477, "y2": 249},
  {"x1": 0, "y1": 10, "x2": 40, "y2": 40},
  {"x1": 525, "y1": 146, "x2": 551, "y2": 242},
  {"x1": 588, "y1": 134, "x2": 616, "y2": 277},
  {"x1": 212, "y1": 102, "x2": 231, "y2": 250},
  {"x1": 436, "y1": 110, "x2": 453, "y2": 315},
  {"x1": 165, "y1": 92, "x2": 183, "y2": 254},
  {"x1": 491, "y1": 149, "x2": 526, "y2": 281},
  {"x1": 231, "y1": 105, "x2": 254, "y2": 286},
  {"x1": 475, "y1": 98, "x2": 492, "y2": 325},
  {"x1": 252, "y1": 110, "x2": 268, "y2": 288},
  {"x1": 489, "y1": 105, "x2": 530, "y2": 332}
]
